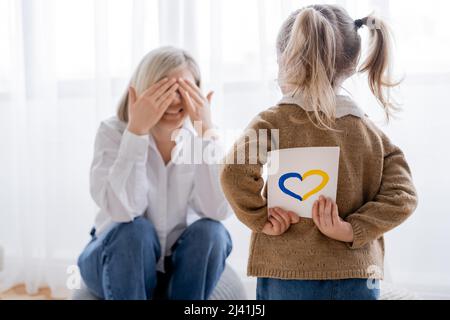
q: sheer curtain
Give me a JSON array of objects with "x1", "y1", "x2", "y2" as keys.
[{"x1": 1, "y1": 0, "x2": 449, "y2": 298}]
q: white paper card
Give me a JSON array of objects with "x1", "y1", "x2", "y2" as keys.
[{"x1": 267, "y1": 147, "x2": 340, "y2": 219}]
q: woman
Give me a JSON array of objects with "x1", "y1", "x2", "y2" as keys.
[{"x1": 77, "y1": 47, "x2": 232, "y2": 300}]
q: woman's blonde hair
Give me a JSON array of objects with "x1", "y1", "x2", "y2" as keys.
[
  {"x1": 277, "y1": 4, "x2": 399, "y2": 128},
  {"x1": 117, "y1": 46, "x2": 201, "y2": 122}
]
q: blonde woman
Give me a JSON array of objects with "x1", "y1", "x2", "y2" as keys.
[
  {"x1": 221, "y1": 5, "x2": 418, "y2": 300},
  {"x1": 77, "y1": 47, "x2": 232, "y2": 300}
]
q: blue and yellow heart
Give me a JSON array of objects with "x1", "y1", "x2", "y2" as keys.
[{"x1": 278, "y1": 170, "x2": 329, "y2": 202}]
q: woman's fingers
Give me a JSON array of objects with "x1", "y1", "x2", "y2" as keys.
[
  {"x1": 206, "y1": 91, "x2": 214, "y2": 104},
  {"x1": 183, "y1": 78, "x2": 203, "y2": 96},
  {"x1": 179, "y1": 88, "x2": 196, "y2": 116},
  {"x1": 149, "y1": 78, "x2": 170, "y2": 95},
  {"x1": 179, "y1": 79, "x2": 204, "y2": 105},
  {"x1": 157, "y1": 92, "x2": 177, "y2": 116},
  {"x1": 150, "y1": 78, "x2": 177, "y2": 100},
  {"x1": 180, "y1": 83, "x2": 203, "y2": 106},
  {"x1": 181, "y1": 78, "x2": 203, "y2": 96},
  {"x1": 128, "y1": 86, "x2": 137, "y2": 107},
  {"x1": 156, "y1": 83, "x2": 179, "y2": 106},
  {"x1": 139, "y1": 78, "x2": 169, "y2": 98}
]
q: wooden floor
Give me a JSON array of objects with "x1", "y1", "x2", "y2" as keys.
[{"x1": 0, "y1": 285, "x2": 56, "y2": 300}]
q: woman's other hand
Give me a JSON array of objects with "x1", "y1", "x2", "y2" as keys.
[
  {"x1": 127, "y1": 78, "x2": 179, "y2": 136},
  {"x1": 178, "y1": 78, "x2": 214, "y2": 136}
]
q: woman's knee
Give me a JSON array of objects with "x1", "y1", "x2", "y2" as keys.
[
  {"x1": 110, "y1": 216, "x2": 160, "y2": 255},
  {"x1": 187, "y1": 219, "x2": 232, "y2": 255}
]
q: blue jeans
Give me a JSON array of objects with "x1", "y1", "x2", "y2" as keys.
[
  {"x1": 77, "y1": 216, "x2": 232, "y2": 300},
  {"x1": 257, "y1": 278, "x2": 380, "y2": 300}
]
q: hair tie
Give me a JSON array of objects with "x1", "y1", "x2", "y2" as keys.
[{"x1": 355, "y1": 19, "x2": 364, "y2": 29}]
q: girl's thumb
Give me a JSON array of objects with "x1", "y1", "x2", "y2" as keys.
[{"x1": 289, "y1": 212, "x2": 300, "y2": 224}]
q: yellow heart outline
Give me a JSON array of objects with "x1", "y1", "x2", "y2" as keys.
[{"x1": 301, "y1": 170, "x2": 330, "y2": 201}]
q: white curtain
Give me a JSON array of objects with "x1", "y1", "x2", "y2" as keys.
[{"x1": 1, "y1": 0, "x2": 449, "y2": 298}]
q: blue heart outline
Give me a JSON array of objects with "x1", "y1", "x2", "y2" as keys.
[{"x1": 278, "y1": 172, "x2": 304, "y2": 202}]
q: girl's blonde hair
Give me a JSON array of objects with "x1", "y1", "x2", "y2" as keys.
[
  {"x1": 276, "y1": 4, "x2": 399, "y2": 128},
  {"x1": 117, "y1": 46, "x2": 201, "y2": 122}
]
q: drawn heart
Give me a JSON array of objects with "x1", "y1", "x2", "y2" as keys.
[{"x1": 278, "y1": 170, "x2": 330, "y2": 202}]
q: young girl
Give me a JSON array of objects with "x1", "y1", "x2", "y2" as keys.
[
  {"x1": 221, "y1": 5, "x2": 418, "y2": 300},
  {"x1": 78, "y1": 47, "x2": 232, "y2": 300}
]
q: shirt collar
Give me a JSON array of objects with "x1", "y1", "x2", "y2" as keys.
[{"x1": 277, "y1": 93, "x2": 367, "y2": 119}]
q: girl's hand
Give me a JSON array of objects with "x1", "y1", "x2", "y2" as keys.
[
  {"x1": 127, "y1": 78, "x2": 180, "y2": 136},
  {"x1": 178, "y1": 78, "x2": 214, "y2": 136},
  {"x1": 262, "y1": 207, "x2": 300, "y2": 236},
  {"x1": 312, "y1": 196, "x2": 354, "y2": 243}
]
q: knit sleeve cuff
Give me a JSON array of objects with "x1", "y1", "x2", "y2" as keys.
[
  {"x1": 346, "y1": 218, "x2": 366, "y2": 250},
  {"x1": 234, "y1": 208, "x2": 268, "y2": 234},
  {"x1": 253, "y1": 216, "x2": 269, "y2": 233}
]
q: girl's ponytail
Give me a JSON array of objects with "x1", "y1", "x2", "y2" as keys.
[
  {"x1": 280, "y1": 8, "x2": 337, "y2": 128},
  {"x1": 278, "y1": 5, "x2": 401, "y2": 127},
  {"x1": 358, "y1": 16, "x2": 400, "y2": 117}
]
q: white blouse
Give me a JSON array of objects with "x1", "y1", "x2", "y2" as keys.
[{"x1": 89, "y1": 116, "x2": 232, "y2": 272}]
